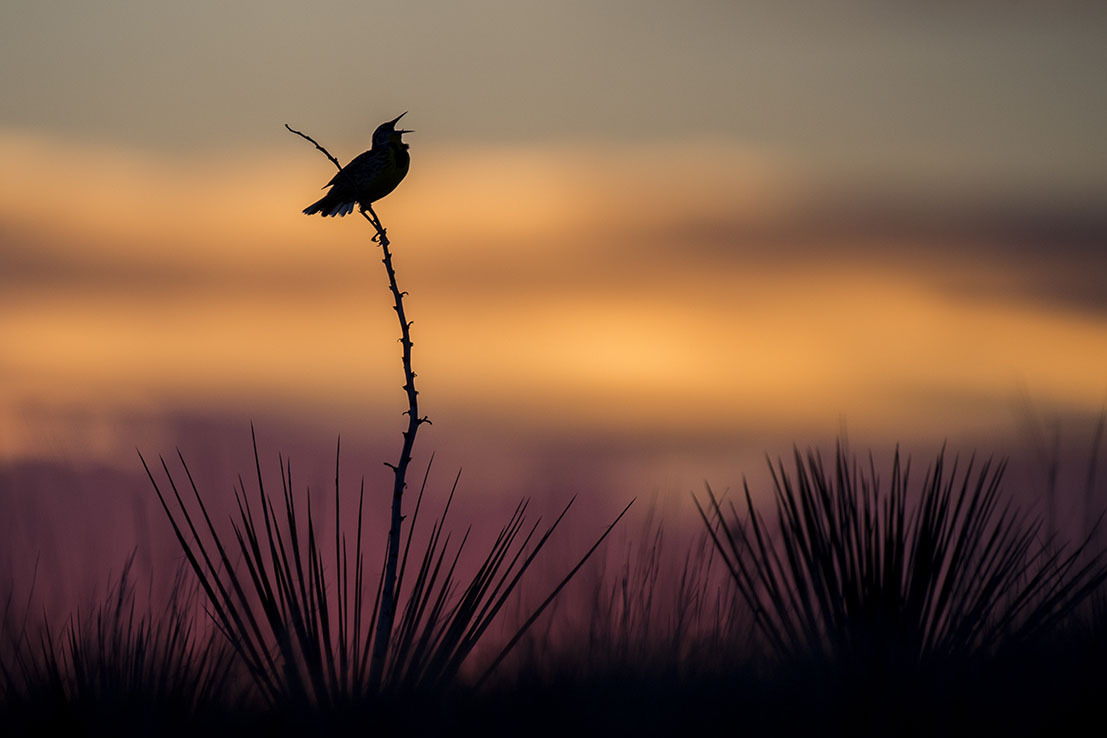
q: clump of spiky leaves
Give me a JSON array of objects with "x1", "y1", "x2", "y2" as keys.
[
  {"x1": 143, "y1": 430, "x2": 629, "y2": 715},
  {"x1": 1, "y1": 555, "x2": 235, "y2": 733},
  {"x1": 695, "y1": 445, "x2": 1107, "y2": 677}
]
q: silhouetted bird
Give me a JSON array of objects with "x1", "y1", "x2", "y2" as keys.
[{"x1": 303, "y1": 112, "x2": 413, "y2": 217}]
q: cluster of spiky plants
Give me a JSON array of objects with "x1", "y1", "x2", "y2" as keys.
[
  {"x1": 142, "y1": 431, "x2": 628, "y2": 713},
  {"x1": 0, "y1": 555, "x2": 235, "y2": 731},
  {"x1": 696, "y1": 445, "x2": 1107, "y2": 676}
]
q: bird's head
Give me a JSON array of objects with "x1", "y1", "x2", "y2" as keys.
[{"x1": 373, "y1": 112, "x2": 413, "y2": 149}]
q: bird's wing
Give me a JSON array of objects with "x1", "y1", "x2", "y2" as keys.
[{"x1": 324, "y1": 149, "x2": 381, "y2": 189}]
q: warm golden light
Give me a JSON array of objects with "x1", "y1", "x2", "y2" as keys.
[{"x1": 3, "y1": 128, "x2": 1105, "y2": 472}]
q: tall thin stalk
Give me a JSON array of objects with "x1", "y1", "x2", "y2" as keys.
[
  {"x1": 136, "y1": 126, "x2": 632, "y2": 710},
  {"x1": 285, "y1": 124, "x2": 429, "y2": 688},
  {"x1": 360, "y1": 203, "x2": 427, "y2": 689}
]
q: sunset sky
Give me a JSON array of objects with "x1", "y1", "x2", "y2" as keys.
[{"x1": 3, "y1": 0, "x2": 1107, "y2": 563}]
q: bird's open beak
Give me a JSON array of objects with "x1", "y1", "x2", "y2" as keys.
[{"x1": 389, "y1": 111, "x2": 413, "y2": 134}]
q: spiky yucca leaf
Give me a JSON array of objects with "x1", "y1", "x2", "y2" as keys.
[
  {"x1": 696, "y1": 445, "x2": 1107, "y2": 673},
  {"x1": 144, "y1": 430, "x2": 629, "y2": 709},
  {"x1": 0, "y1": 555, "x2": 235, "y2": 729}
]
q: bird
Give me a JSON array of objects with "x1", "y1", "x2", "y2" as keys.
[{"x1": 303, "y1": 112, "x2": 413, "y2": 217}]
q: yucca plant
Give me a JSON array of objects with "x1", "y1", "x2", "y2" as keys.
[
  {"x1": 695, "y1": 445, "x2": 1107, "y2": 676},
  {"x1": 1, "y1": 555, "x2": 235, "y2": 731},
  {"x1": 143, "y1": 432, "x2": 628, "y2": 713},
  {"x1": 132, "y1": 123, "x2": 627, "y2": 716}
]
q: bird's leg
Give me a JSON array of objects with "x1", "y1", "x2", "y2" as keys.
[
  {"x1": 360, "y1": 208, "x2": 380, "y2": 240},
  {"x1": 364, "y1": 204, "x2": 387, "y2": 242}
]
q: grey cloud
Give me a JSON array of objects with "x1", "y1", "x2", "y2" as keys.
[{"x1": 648, "y1": 195, "x2": 1107, "y2": 314}]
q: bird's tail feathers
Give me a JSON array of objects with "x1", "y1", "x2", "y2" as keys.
[{"x1": 303, "y1": 192, "x2": 357, "y2": 217}]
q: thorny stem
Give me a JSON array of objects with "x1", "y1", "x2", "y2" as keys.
[
  {"x1": 361, "y1": 203, "x2": 430, "y2": 690},
  {"x1": 287, "y1": 124, "x2": 429, "y2": 691}
]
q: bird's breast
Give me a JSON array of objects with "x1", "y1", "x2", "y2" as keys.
[{"x1": 391, "y1": 144, "x2": 410, "y2": 178}]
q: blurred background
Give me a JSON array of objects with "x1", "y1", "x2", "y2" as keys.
[{"x1": 2, "y1": 1, "x2": 1106, "y2": 607}]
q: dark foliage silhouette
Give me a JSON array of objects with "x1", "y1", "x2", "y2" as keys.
[
  {"x1": 143, "y1": 436, "x2": 629, "y2": 709},
  {"x1": 1, "y1": 555, "x2": 235, "y2": 734},
  {"x1": 695, "y1": 445, "x2": 1107, "y2": 677}
]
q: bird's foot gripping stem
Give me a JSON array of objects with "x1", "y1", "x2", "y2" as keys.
[{"x1": 361, "y1": 205, "x2": 386, "y2": 242}]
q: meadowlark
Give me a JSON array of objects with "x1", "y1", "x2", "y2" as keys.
[{"x1": 302, "y1": 112, "x2": 413, "y2": 217}]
